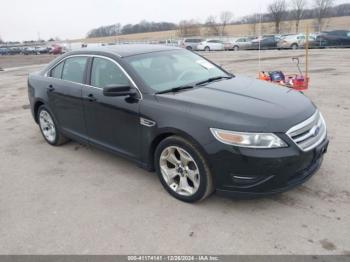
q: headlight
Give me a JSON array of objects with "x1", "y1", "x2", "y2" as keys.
[{"x1": 210, "y1": 128, "x2": 287, "y2": 148}]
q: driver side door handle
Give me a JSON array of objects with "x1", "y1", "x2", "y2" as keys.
[
  {"x1": 85, "y1": 93, "x2": 97, "y2": 102},
  {"x1": 48, "y1": 85, "x2": 55, "y2": 92}
]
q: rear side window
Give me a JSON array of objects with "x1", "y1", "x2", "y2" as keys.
[
  {"x1": 50, "y1": 62, "x2": 64, "y2": 79},
  {"x1": 90, "y1": 57, "x2": 129, "y2": 88},
  {"x1": 185, "y1": 39, "x2": 202, "y2": 43},
  {"x1": 62, "y1": 57, "x2": 88, "y2": 84}
]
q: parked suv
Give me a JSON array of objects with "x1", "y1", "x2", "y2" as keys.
[
  {"x1": 180, "y1": 38, "x2": 204, "y2": 51},
  {"x1": 316, "y1": 30, "x2": 350, "y2": 47}
]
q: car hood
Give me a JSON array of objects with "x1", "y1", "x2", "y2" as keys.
[{"x1": 156, "y1": 76, "x2": 316, "y2": 133}]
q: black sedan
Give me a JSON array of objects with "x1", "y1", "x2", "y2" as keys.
[
  {"x1": 251, "y1": 36, "x2": 278, "y2": 50},
  {"x1": 27, "y1": 45, "x2": 328, "y2": 202}
]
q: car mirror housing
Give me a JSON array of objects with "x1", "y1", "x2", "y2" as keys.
[{"x1": 103, "y1": 85, "x2": 136, "y2": 97}]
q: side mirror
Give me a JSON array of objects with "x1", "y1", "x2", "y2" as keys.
[{"x1": 103, "y1": 85, "x2": 136, "y2": 97}]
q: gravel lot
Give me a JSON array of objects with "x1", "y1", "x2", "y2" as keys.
[{"x1": 0, "y1": 49, "x2": 349, "y2": 255}]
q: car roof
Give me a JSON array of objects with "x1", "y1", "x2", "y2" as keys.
[{"x1": 69, "y1": 44, "x2": 181, "y2": 58}]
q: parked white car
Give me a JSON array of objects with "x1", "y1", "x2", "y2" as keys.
[{"x1": 197, "y1": 39, "x2": 225, "y2": 51}]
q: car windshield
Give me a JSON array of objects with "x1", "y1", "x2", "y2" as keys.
[{"x1": 124, "y1": 50, "x2": 229, "y2": 92}]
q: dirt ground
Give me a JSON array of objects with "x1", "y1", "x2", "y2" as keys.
[{"x1": 0, "y1": 49, "x2": 349, "y2": 255}]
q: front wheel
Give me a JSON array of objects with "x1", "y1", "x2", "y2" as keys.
[
  {"x1": 38, "y1": 105, "x2": 69, "y2": 146},
  {"x1": 204, "y1": 46, "x2": 210, "y2": 52},
  {"x1": 155, "y1": 136, "x2": 214, "y2": 202},
  {"x1": 233, "y1": 45, "x2": 239, "y2": 51}
]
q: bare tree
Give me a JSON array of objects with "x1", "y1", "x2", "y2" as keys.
[
  {"x1": 268, "y1": 0, "x2": 287, "y2": 33},
  {"x1": 177, "y1": 20, "x2": 201, "y2": 37},
  {"x1": 205, "y1": 16, "x2": 220, "y2": 36},
  {"x1": 220, "y1": 11, "x2": 233, "y2": 36},
  {"x1": 313, "y1": 0, "x2": 334, "y2": 32},
  {"x1": 291, "y1": 0, "x2": 307, "y2": 33}
]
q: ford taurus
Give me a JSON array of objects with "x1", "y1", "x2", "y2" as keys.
[{"x1": 27, "y1": 45, "x2": 328, "y2": 202}]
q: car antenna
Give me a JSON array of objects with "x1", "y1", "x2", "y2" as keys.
[{"x1": 258, "y1": 11, "x2": 262, "y2": 73}]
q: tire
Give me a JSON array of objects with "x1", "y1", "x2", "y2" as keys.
[
  {"x1": 37, "y1": 105, "x2": 69, "y2": 146},
  {"x1": 186, "y1": 46, "x2": 193, "y2": 50},
  {"x1": 233, "y1": 45, "x2": 239, "y2": 51},
  {"x1": 291, "y1": 43, "x2": 298, "y2": 50},
  {"x1": 155, "y1": 136, "x2": 214, "y2": 203},
  {"x1": 204, "y1": 46, "x2": 210, "y2": 52}
]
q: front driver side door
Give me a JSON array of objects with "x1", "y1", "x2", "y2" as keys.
[{"x1": 82, "y1": 56, "x2": 141, "y2": 160}]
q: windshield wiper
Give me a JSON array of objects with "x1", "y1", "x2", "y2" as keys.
[
  {"x1": 156, "y1": 85, "x2": 194, "y2": 94},
  {"x1": 155, "y1": 75, "x2": 233, "y2": 95},
  {"x1": 196, "y1": 75, "x2": 233, "y2": 86}
]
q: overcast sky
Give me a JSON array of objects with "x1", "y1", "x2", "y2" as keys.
[{"x1": 0, "y1": 0, "x2": 348, "y2": 41}]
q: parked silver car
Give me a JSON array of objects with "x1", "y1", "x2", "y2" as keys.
[
  {"x1": 277, "y1": 34, "x2": 316, "y2": 49},
  {"x1": 230, "y1": 37, "x2": 255, "y2": 51},
  {"x1": 197, "y1": 39, "x2": 225, "y2": 51}
]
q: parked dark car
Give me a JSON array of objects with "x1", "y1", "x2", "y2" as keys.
[
  {"x1": 0, "y1": 47, "x2": 9, "y2": 55},
  {"x1": 251, "y1": 36, "x2": 278, "y2": 49},
  {"x1": 36, "y1": 46, "x2": 50, "y2": 54},
  {"x1": 316, "y1": 30, "x2": 350, "y2": 47},
  {"x1": 6, "y1": 47, "x2": 22, "y2": 55},
  {"x1": 27, "y1": 45, "x2": 328, "y2": 202},
  {"x1": 22, "y1": 47, "x2": 39, "y2": 55}
]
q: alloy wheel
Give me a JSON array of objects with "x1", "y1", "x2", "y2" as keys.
[
  {"x1": 159, "y1": 146, "x2": 200, "y2": 196},
  {"x1": 39, "y1": 110, "x2": 56, "y2": 143}
]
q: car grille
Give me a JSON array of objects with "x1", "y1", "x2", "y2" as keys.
[{"x1": 286, "y1": 110, "x2": 327, "y2": 152}]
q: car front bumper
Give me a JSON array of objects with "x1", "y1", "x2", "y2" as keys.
[{"x1": 204, "y1": 136, "x2": 329, "y2": 198}]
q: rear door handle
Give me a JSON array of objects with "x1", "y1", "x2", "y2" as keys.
[
  {"x1": 86, "y1": 93, "x2": 97, "y2": 102},
  {"x1": 48, "y1": 85, "x2": 55, "y2": 92}
]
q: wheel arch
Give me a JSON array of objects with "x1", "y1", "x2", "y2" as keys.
[
  {"x1": 33, "y1": 99, "x2": 46, "y2": 123},
  {"x1": 148, "y1": 128, "x2": 210, "y2": 172}
]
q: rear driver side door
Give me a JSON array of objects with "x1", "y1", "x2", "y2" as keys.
[{"x1": 47, "y1": 56, "x2": 88, "y2": 139}]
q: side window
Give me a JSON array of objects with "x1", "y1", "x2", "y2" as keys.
[
  {"x1": 50, "y1": 62, "x2": 64, "y2": 79},
  {"x1": 62, "y1": 57, "x2": 88, "y2": 84},
  {"x1": 91, "y1": 57, "x2": 129, "y2": 88}
]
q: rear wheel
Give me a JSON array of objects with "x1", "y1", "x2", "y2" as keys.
[
  {"x1": 291, "y1": 43, "x2": 298, "y2": 50},
  {"x1": 155, "y1": 136, "x2": 214, "y2": 202},
  {"x1": 38, "y1": 105, "x2": 69, "y2": 146}
]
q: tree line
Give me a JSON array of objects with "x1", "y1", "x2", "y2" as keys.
[
  {"x1": 87, "y1": 21, "x2": 177, "y2": 38},
  {"x1": 86, "y1": 0, "x2": 349, "y2": 39}
]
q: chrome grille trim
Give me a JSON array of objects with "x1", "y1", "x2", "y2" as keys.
[{"x1": 286, "y1": 110, "x2": 327, "y2": 152}]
